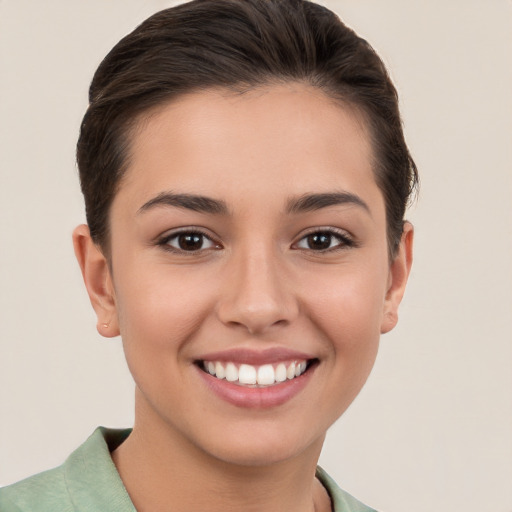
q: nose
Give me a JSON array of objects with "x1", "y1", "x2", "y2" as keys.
[{"x1": 216, "y1": 244, "x2": 299, "y2": 335}]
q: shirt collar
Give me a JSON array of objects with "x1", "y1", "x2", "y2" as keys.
[{"x1": 64, "y1": 427, "x2": 135, "y2": 512}]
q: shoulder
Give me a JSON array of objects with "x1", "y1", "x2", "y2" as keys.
[
  {"x1": 0, "y1": 427, "x2": 134, "y2": 512},
  {"x1": 0, "y1": 465, "x2": 72, "y2": 512},
  {"x1": 316, "y1": 466, "x2": 378, "y2": 512}
]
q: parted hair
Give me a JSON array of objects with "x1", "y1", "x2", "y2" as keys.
[{"x1": 77, "y1": 0, "x2": 418, "y2": 257}]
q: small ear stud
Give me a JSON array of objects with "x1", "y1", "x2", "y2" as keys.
[{"x1": 102, "y1": 323, "x2": 109, "y2": 329}]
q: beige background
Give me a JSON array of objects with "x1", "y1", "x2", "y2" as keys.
[{"x1": 1, "y1": 1, "x2": 511, "y2": 510}]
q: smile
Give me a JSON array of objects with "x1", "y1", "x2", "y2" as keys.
[{"x1": 201, "y1": 360, "x2": 310, "y2": 387}]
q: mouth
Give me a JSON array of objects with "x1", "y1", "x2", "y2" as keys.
[{"x1": 197, "y1": 359, "x2": 317, "y2": 387}]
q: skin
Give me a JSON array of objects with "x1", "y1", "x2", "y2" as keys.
[{"x1": 74, "y1": 83, "x2": 413, "y2": 512}]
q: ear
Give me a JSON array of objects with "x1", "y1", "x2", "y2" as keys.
[
  {"x1": 72, "y1": 224, "x2": 120, "y2": 338},
  {"x1": 380, "y1": 221, "x2": 414, "y2": 334}
]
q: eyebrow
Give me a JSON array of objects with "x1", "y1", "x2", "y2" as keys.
[
  {"x1": 138, "y1": 192, "x2": 229, "y2": 215},
  {"x1": 137, "y1": 190, "x2": 369, "y2": 217},
  {"x1": 286, "y1": 192, "x2": 370, "y2": 215}
]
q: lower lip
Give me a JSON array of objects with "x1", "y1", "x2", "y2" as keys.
[{"x1": 196, "y1": 364, "x2": 315, "y2": 409}]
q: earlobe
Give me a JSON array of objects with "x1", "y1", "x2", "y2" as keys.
[
  {"x1": 380, "y1": 222, "x2": 414, "y2": 334},
  {"x1": 72, "y1": 225, "x2": 120, "y2": 338}
]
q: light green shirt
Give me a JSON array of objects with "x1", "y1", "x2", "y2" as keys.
[{"x1": 0, "y1": 428, "x2": 376, "y2": 511}]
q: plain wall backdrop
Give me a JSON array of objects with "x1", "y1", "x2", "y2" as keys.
[{"x1": 1, "y1": 1, "x2": 511, "y2": 511}]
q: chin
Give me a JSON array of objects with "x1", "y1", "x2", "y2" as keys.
[
  {"x1": 193, "y1": 421, "x2": 326, "y2": 468},
  {"x1": 209, "y1": 443, "x2": 311, "y2": 468}
]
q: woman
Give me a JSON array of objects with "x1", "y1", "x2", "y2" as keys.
[{"x1": 0, "y1": 0, "x2": 416, "y2": 510}]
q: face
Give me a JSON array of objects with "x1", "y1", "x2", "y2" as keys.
[{"x1": 75, "y1": 84, "x2": 412, "y2": 467}]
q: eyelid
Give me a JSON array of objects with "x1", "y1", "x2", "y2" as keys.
[
  {"x1": 292, "y1": 226, "x2": 356, "y2": 251},
  {"x1": 157, "y1": 227, "x2": 222, "y2": 253}
]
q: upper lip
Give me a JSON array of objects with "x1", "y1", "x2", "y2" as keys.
[{"x1": 195, "y1": 347, "x2": 316, "y2": 366}]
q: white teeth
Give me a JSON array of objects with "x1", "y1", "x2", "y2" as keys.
[
  {"x1": 202, "y1": 359, "x2": 309, "y2": 386},
  {"x1": 215, "y1": 361, "x2": 225, "y2": 379},
  {"x1": 239, "y1": 364, "x2": 257, "y2": 385},
  {"x1": 257, "y1": 364, "x2": 275, "y2": 386},
  {"x1": 225, "y1": 362, "x2": 238, "y2": 382},
  {"x1": 295, "y1": 361, "x2": 306, "y2": 377},
  {"x1": 287, "y1": 362, "x2": 296, "y2": 380},
  {"x1": 275, "y1": 363, "x2": 287, "y2": 382}
]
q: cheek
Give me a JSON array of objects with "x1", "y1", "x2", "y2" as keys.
[
  {"x1": 304, "y1": 263, "x2": 388, "y2": 343},
  {"x1": 301, "y1": 260, "x2": 388, "y2": 400},
  {"x1": 307, "y1": 269, "x2": 385, "y2": 410},
  {"x1": 113, "y1": 263, "x2": 218, "y2": 356},
  {"x1": 111, "y1": 265, "x2": 222, "y2": 411}
]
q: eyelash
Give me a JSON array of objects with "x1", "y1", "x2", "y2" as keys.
[
  {"x1": 293, "y1": 228, "x2": 356, "y2": 253},
  {"x1": 157, "y1": 228, "x2": 356, "y2": 254},
  {"x1": 158, "y1": 229, "x2": 222, "y2": 254}
]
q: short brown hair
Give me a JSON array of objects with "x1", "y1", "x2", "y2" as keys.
[{"x1": 77, "y1": 0, "x2": 418, "y2": 257}]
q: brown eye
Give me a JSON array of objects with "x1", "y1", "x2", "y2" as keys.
[
  {"x1": 164, "y1": 231, "x2": 217, "y2": 252},
  {"x1": 178, "y1": 233, "x2": 204, "y2": 250},
  {"x1": 295, "y1": 230, "x2": 352, "y2": 252},
  {"x1": 306, "y1": 233, "x2": 332, "y2": 250}
]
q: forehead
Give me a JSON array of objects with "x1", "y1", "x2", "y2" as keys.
[{"x1": 118, "y1": 84, "x2": 380, "y2": 212}]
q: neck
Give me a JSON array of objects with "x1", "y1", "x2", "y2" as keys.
[{"x1": 112, "y1": 391, "x2": 330, "y2": 512}]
